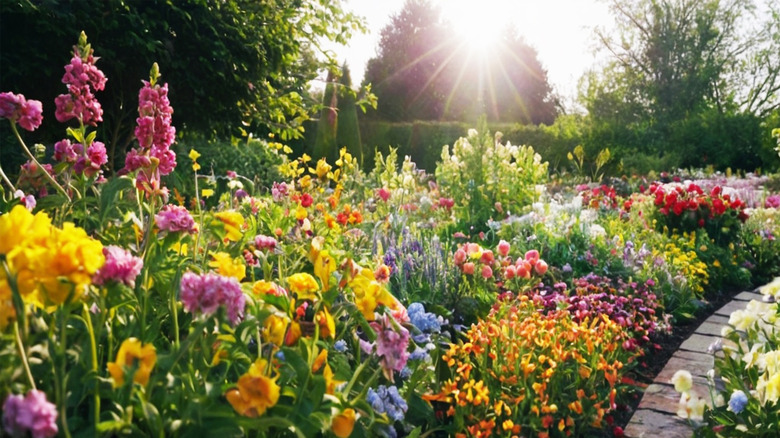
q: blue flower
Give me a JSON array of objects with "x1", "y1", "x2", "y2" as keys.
[
  {"x1": 408, "y1": 302, "x2": 444, "y2": 334},
  {"x1": 334, "y1": 339, "x2": 347, "y2": 353},
  {"x1": 728, "y1": 390, "x2": 748, "y2": 414},
  {"x1": 367, "y1": 385, "x2": 408, "y2": 422}
]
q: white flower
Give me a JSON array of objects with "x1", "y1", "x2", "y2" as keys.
[{"x1": 671, "y1": 370, "x2": 693, "y2": 393}]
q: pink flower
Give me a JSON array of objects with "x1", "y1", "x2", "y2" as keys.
[
  {"x1": 497, "y1": 240, "x2": 510, "y2": 257},
  {"x1": 481, "y1": 265, "x2": 493, "y2": 279},
  {"x1": 0, "y1": 92, "x2": 43, "y2": 131},
  {"x1": 480, "y1": 250, "x2": 494, "y2": 264},
  {"x1": 462, "y1": 262, "x2": 475, "y2": 275},
  {"x1": 2, "y1": 390, "x2": 58, "y2": 438},
  {"x1": 504, "y1": 265, "x2": 516, "y2": 279},
  {"x1": 376, "y1": 187, "x2": 391, "y2": 202},
  {"x1": 73, "y1": 141, "x2": 108, "y2": 178},
  {"x1": 765, "y1": 194, "x2": 780, "y2": 209},
  {"x1": 180, "y1": 272, "x2": 245, "y2": 326},
  {"x1": 524, "y1": 249, "x2": 540, "y2": 265},
  {"x1": 516, "y1": 260, "x2": 531, "y2": 279},
  {"x1": 534, "y1": 259, "x2": 548, "y2": 276},
  {"x1": 254, "y1": 235, "x2": 279, "y2": 251},
  {"x1": 134, "y1": 81, "x2": 175, "y2": 154},
  {"x1": 453, "y1": 248, "x2": 467, "y2": 265},
  {"x1": 54, "y1": 139, "x2": 82, "y2": 164},
  {"x1": 371, "y1": 313, "x2": 410, "y2": 379},
  {"x1": 155, "y1": 204, "x2": 197, "y2": 233},
  {"x1": 54, "y1": 46, "x2": 106, "y2": 126},
  {"x1": 93, "y1": 245, "x2": 143, "y2": 288}
]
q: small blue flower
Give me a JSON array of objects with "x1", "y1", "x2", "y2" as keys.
[
  {"x1": 367, "y1": 385, "x2": 407, "y2": 422},
  {"x1": 334, "y1": 339, "x2": 347, "y2": 353},
  {"x1": 728, "y1": 390, "x2": 748, "y2": 414},
  {"x1": 275, "y1": 350, "x2": 285, "y2": 361}
]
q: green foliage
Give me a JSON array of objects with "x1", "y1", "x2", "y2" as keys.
[
  {"x1": 313, "y1": 69, "x2": 339, "y2": 163},
  {"x1": 435, "y1": 120, "x2": 549, "y2": 231}
]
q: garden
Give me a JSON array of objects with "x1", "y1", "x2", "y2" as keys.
[{"x1": 1, "y1": 28, "x2": 780, "y2": 438}]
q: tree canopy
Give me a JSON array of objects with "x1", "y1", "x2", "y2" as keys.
[
  {"x1": 0, "y1": 0, "x2": 366, "y2": 169},
  {"x1": 581, "y1": 0, "x2": 780, "y2": 170},
  {"x1": 362, "y1": 0, "x2": 557, "y2": 124}
]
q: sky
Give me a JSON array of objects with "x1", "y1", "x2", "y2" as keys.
[{"x1": 324, "y1": 0, "x2": 616, "y2": 103}]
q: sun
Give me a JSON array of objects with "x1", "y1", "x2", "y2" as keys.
[{"x1": 441, "y1": 0, "x2": 514, "y2": 55}]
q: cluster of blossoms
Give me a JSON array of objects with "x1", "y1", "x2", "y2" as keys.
[
  {"x1": 179, "y1": 271, "x2": 246, "y2": 326},
  {"x1": 528, "y1": 274, "x2": 662, "y2": 350},
  {"x1": 367, "y1": 385, "x2": 408, "y2": 422},
  {"x1": 93, "y1": 245, "x2": 144, "y2": 288},
  {"x1": 0, "y1": 91, "x2": 43, "y2": 131},
  {"x1": 122, "y1": 65, "x2": 176, "y2": 198},
  {"x1": 646, "y1": 183, "x2": 749, "y2": 227},
  {"x1": 154, "y1": 204, "x2": 198, "y2": 234},
  {"x1": 765, "y1": 194, "x2": 780, "y2": 209},
  {"x1": 54, "y1": 35, "x2": 106, "y2": 126},
  {"x1": 425, "y1": 296, "x2": 633, "y2": 437},
  {"x1": 0, "y1": 205, "x2": 104, "y2": 325},
  {"x1": 2, "y1": 390, "x2": 58, "y2": 438},
  {"x1": 368, "y1": 313, "x2": 411, "y2": 380},
  {"x1": 579, "y1": 184, "x2": 620, "y2": 210},
  {"x1": 53, "y1": 139, "x2": 107, "y2": 178},
  {"x1": 671, "y1": 370, "x2": 708, "y2": 421}
]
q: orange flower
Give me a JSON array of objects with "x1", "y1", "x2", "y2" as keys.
[
  {"x1": 226, "y1": 359, "x2": 280, "y2": 417},
  {"x1": 331, "y1": 408, "x2": 356, "y2": 438},
  {"x1": 107, "y1": 338, "x2": 157, "y2": 387}
]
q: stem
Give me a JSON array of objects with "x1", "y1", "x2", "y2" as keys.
[
  {"x1": 0, "y1": 162, "x2": 15, "y2": 192},
  {"x1": 83, "y1": 305, "x2": 100, "y2": 430},
  {"x1": 57, "y1": 308, "x2": 73, "y2": 438},
  {"x1": 171, "y1": 277, "x2": 180, "y2": 350},
  {"x1": 14, "y1": 321, "x2": 36, "y2": 390},
  {"x1": 10, "y1": 121, "x2": 72, "y2": 201}
]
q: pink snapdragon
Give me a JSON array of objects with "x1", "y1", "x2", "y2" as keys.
[
  {"x1": 371, "y1": 313, "x2": 410, "y2": 379},
  {"x1": 155, "y1": 204, "x2": 197, "y2": 234},
  {"x1": 254, "y1": 235, "x2": 279, "y2": 251},
  {"x1": 0, "y1": 92, "x2": 43, "y2": 131},
  {"x1": 54, "y1": 40, "x2": 106, "y2": 126},
  {"x1": 180, "y1": 272, "x2": 246, "y2": 326},
  {"x1": 93, "y1": 245, "x2": 143, "y2": 288},
  {"x1": 2, "y1": 390, "x2": 58, "y2": 438}
]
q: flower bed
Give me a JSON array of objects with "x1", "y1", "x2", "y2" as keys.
[{"x1": 1, "y1": 33, "x2": 778, "y2": 437}]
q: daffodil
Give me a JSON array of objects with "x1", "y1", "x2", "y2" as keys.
[{"x1": 225, "y1": 358, "x2": 280, "y2": 417}]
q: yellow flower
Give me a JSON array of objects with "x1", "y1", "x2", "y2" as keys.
[
  {"x1": 0, "y1": 205, "x2": 52, "y2": 255},
  {"x1": 312, "y1": 348, "x2": 328, "y2": 373},
  {"x1": 316, "y1": 307, "x2": 336, "y2": 339},
  {"x1": 263, "y1": 314, "x2": 288, "y2": 346},
  {"x1": 226, "y1": 358, "x2": 280, "y2": 417},
  {"x1": 671, "y1": 370, "x2": 693, "y2": 393},
  {"x1": 209, "y1": 252, "x2": 246, "y2": 281},
  {"x1": 313, "y1": 250, "x2": 337, "y2": 291},
  {"x1": 331, "y1": 408, "x2": 356, "y2": 438},
  {"x1": 189, "y1": 149, "x2": 201, "y2": 171},
  {"x1": 286, "y1": 273, "x2": 319, "y2": 300},
  {"x1": 349, "y1": 267, "x2": 397, "y2": 320},
  {"x1": 107, "y1": 338, "x2": 157, "y2": 387},
  {"x1": 201, "y1": 188, "x2": 214, "y2": 198},
  {"x1": 0, "y1": 277, "x2": 15, "y2": 330},
  {"x1": 213, "y1": 211, "x2": 244, "y2": 242},
  {"x1": 295, "y1": 205, "x2": 308, "y2": 221},
  {"x1": 314, "y1": 158, "x2": 332, "y2": 179}
]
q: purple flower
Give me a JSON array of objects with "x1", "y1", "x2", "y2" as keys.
[
  {"x1": 254, "y1": 235, "x2": 278, "y2": 251},
  {"x1": 73, "y1": 141, "x2": 108, "y2": 178},
  {"x1": 134, "y1": 81, "x2": 175, "y2": 156},
  {"x1": 0, "y1": 92, "x2": 43, "y2": 131},
  {"x1": 53, "y1": 139, "x2": 81, "y2": 164},
  {"x1": 93, "y1": 245, "x2": 143, "y2": 288},
  {"x1": 155, "y1": 204, "x2": 197, "y2": 233},
  {"x1": 180, "y1": 272, "x2": 245, "y2": 325},
  {"x1": 765, "y1": 194, "x2": 780, "y2": 209},
  {"x1": 3, "y1": 390, "x2": 58, "y2": 438}
]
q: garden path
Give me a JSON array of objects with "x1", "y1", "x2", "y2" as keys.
[{"x1": 624, "y1": 289, "x2": 764, "y2": 438}]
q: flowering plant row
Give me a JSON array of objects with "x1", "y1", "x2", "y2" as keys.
[{"x1": 1, "y1": 32, "x2": 778, "y2": 438}]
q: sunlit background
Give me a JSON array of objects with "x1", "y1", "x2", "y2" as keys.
[{"x1": 324, "y1": 0, "x2": 614, "y2": 105}]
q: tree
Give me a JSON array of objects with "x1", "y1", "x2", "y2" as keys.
[
  {"x1": 583, "y1": 0, "x2": 780, "y2": 170},
  {"x1": 336, "y1": 64, "x2": 363, "y2": 164},
  {"x1": 0, "y1": 0, "x2": 366, "y2": 170},
  {"x1": 313, "y1": 69, "x2": 339, "y2": 162},
  {"x1": 363, "y1": 0, "x2": 557, "y2": 124}
]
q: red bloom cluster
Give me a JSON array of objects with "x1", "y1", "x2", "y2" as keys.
[
  {"x1": 580, "y1": 184, "x2": 619, "y2": 210},
  {"x1": 647, "y1": 183, "x2": 749, "y2": 226}
]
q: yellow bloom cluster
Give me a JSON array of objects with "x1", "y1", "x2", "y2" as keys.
[{"x1": 0, "y1": 205, "x2": 104, "y2": 324}]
